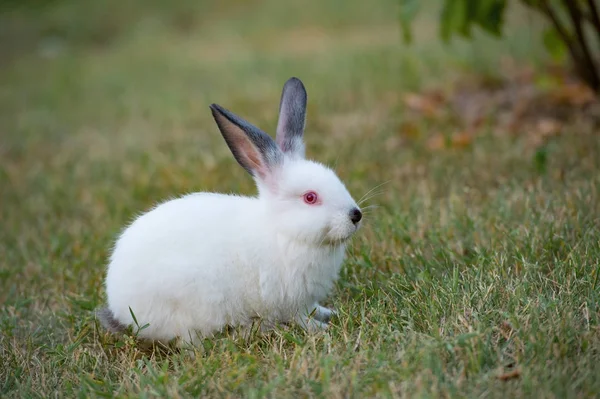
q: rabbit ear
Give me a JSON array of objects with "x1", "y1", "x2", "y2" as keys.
[
  {"x1": 210, "y1": 104, "x2": 283, "y2": 179},
  {"x1": 276, "y1": 77, "x2": 307, "y2": 159}
]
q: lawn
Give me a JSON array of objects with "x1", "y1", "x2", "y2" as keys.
[{"x1": 1, "y1": 0, "x2": 599, "y2": 397}]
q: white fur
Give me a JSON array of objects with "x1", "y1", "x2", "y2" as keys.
[{"x1": 103, "y1": 78, "x2": 360, "y2": 343}]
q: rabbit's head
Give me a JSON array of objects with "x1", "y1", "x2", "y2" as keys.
[{"x1": 210, "y1": 78, "x2": 361, "y2": 246}]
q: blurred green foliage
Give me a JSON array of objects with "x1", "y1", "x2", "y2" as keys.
[{"x1": 399, "y1": 0, "x2": 600, "y2": 93}]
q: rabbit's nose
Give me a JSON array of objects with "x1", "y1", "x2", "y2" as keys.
[{"x1": 349, "y1": 208, "x2": 362, "y2": 225}]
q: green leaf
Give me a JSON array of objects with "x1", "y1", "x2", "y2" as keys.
[
  {"x1": 474, "y1": 0, "x2": 506, "y2": 36},
  {"x1": 461, "y1": 0, "x2": 478, "y2": 37},
  {"x1": 439, "y1": 0, "x2": 506, "y2": 41},
  {"x1": 534, "y1": 146, "x2": 548, "y2": 174},
  {"x1": 129, "y1": 306, "x2": 139, "y2": 327},
  {"x1": 542, "y1": 27, "x2": 567, "y2": 60},
  {"x1": 440, "y1": 0, "x2": 468, "y2": 41},
  {"x1": 399, "y1": 0, "x2": 421, "y2": 43}
]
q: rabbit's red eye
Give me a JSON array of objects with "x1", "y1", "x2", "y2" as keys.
[{"x1": 303, "y1": 191, "x2": 318, "y2": 205}]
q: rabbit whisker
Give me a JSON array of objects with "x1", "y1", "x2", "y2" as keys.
[
  {"x1": 358, "y1": 189, "x2": 386, "y2": 206},
  {"x1": 361, "y1": 204, "x2": 379, "y2": 211},
  {"x1": 357, "y1": 180, "x2": 391, "y2": 205}
]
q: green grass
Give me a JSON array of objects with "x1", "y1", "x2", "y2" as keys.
[{"x1": 1, "y1": 0, "x2": 599, "y2": 397}]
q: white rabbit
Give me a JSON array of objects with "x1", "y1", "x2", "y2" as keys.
[{"x1": 97, "y1": 77, "x2": 362, "y2": 344}]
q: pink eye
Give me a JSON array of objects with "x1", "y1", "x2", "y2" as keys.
[{"x1": 303, "y1": 191, "x2": 319, "y2": 205}]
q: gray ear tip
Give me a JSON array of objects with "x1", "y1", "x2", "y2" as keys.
[
  {"x1": 210, "y1": 103, "x2": 232, "y2": 123},
  {"x1": 284, "y1": 77, "x2": 306, "y2": 93}
]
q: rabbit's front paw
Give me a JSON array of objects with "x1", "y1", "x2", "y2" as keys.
[
  {"x1": 312, "y1": 304, "x2": 337, "y2": 323},
  {"x1": 296, "y1": 313, "x2": 329, "y2": 332}
]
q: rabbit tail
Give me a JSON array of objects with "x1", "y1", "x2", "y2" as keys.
[{"x1": 96, "y1": 307, "x2": 126, "y2": 333}]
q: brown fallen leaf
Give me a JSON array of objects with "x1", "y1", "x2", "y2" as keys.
[
  {"x1": 549, "y1": 82, "x2": 596, "y2": 107},
  {"x1": 398, "y1": 121, "x2": 421, "y2": 139},
  {"x1": 498, "y1": 320, "x2": 514, "y2": 340},
  {"x1": 403, "y1": 91, "x2": 445, "y2": 118},
  {"x1": 452, "y1": 131, "x2": 473, "y2": 148},
  {"x1": 498, "y1": 367, "x2": 521, "y2": 381},
  {"x1": 427, "y1": 133, "x2": 445, "y2": 150},
  {"x1": 427, "y1": 131, "x2": 473, "y2": 150},
  {"x1": 500, "y1": 320, "x2": 514, "y2": 332},
  {"x1": 535, "y1": 118, "x2": 562, "y2": 137}
]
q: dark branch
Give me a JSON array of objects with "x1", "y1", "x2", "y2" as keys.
[
  {"x1": 587, "y1": 0, "x2": 600, "y2": 43},
  {"x1": 562, "y1": 0, "x2": 600, "y2": 91},
  {"x1": 537, "y1": 1, "x2": 583, "y2": 67}
]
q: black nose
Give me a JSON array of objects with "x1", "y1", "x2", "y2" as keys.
[{"x1": 349, "y1": 208, "x2": 362, "y2": 224}]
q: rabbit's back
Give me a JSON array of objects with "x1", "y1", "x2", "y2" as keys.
[{"x1": 105, "y1": 193, "x2": 267, "y2": 340}]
